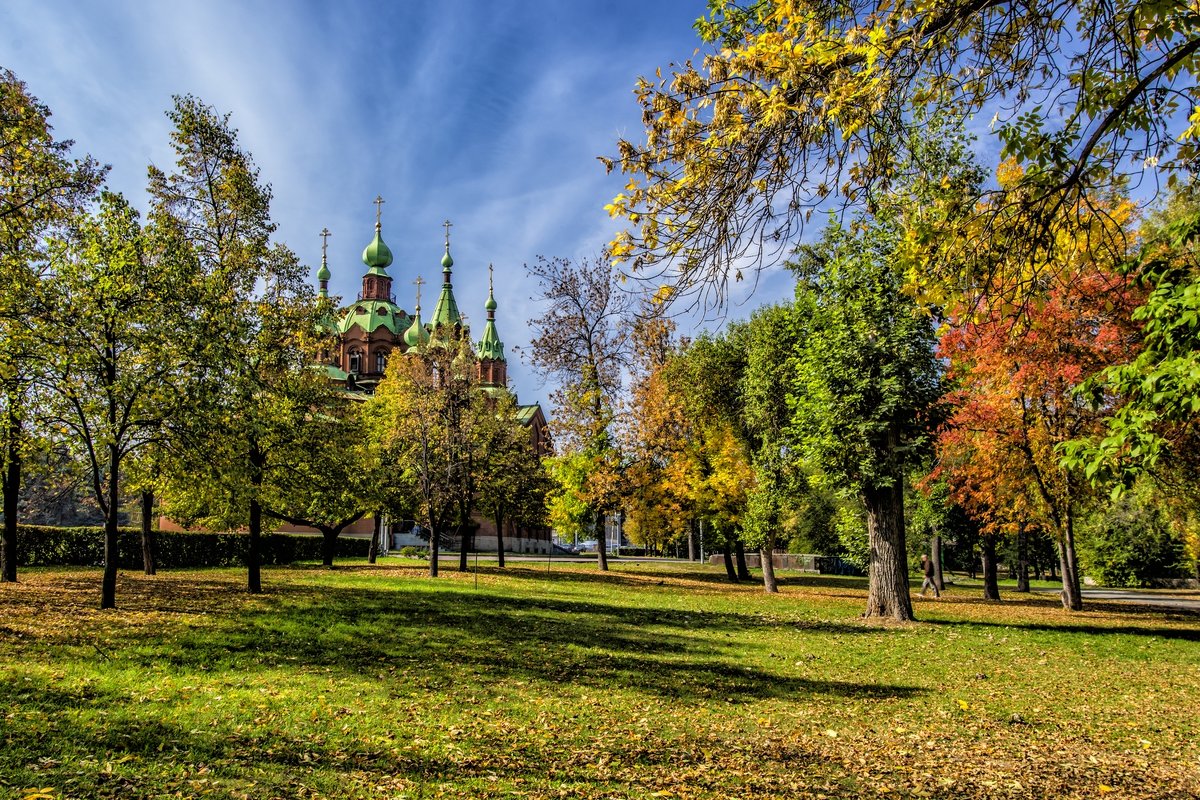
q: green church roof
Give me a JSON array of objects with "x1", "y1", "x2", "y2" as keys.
[
  {"x1": 476, "y1": 285, "x2": 505, "y2": 362},
  {"x1": 338, "y1": 299, "x2": 409, "y2": 336},
  {"x1": 476, "y1": 319, "x2": 504, "y2": 361},
  {"x1": 516, "y1": 404, "x2": 541, "y2": 426},
  {"x1": 362, "y1": 224, "x2": 393, "y2": 272},
  {"x1": 404, "y1": 308, "x2": 430, "y2": 348},
  {"x1": 430, "y1": 243, "x2": 462, "y2": 330},
  {"x1": 324, "y1": 364, "x2": 350, "y2": 381}
]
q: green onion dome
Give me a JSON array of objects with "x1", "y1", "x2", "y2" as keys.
[
  {"x1": 404, "y1": 310, "x2": 430, "y2": 348},
  {"x1": 362, "y1": 224, "x2": 393, "y2": 272}
]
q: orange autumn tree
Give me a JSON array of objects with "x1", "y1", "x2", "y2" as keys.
[
  {"x1": 937, "y1": 229, "x2": 1142, "y2": 609},
  {"x1": 622, "y1": 310, "x2": 693, "y2": 554}
]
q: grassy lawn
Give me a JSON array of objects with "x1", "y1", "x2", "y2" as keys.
[{"x1": 1, "y1": 560, "x2": 1197, "y2": 799}]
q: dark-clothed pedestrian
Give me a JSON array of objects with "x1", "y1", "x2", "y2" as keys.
[{"x1": 920, "y1": 554, "x2": 940, "y2": 598}]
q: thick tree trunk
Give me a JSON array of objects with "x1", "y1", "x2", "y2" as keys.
[
  {"x1": 734, "y1": 539, "x2": 752, "y2": 581},
  {"x1": 931, "y1": 532, "x2": 944, "y2": 591},
  {"x1": 1, "y1": 421, "x2": 19, "y2": 583},
  {"x1": 687, "y1": 519, "x2": 698, "y2": 562},
  {"x1": 320, "y1": 527, "x2": 338, "y2": 568},
  {"x1": 760, "y1": 538, "x2": 778, "y2": 594},
  {"x1": 722, "y1": 538, "x2": 738, "y2": 582},
  {"x1": 140, "y1": 490, "x2": 156, "y2": 576},
  {"x1": 981, "y1": 534, "x2": 1001, "y2": 601},
  {"x1": 862, "y1": 482, "x2": 914, "y2": 621},
  {"x1": 368, "y1": 512, "x2": 380, "y2": 564},
  {"x1": 494, "y1": 508, "x2": 506, "y2": 568},
  {"x1": 100, "y1": 444, "x2": 121, "y2": 609},
  {"x1": 594, "y1": 509, "x2": 608, "y2": 572},
  {"x1": 1016, "y1": 523, "x2": 1030, "y2": 592}
]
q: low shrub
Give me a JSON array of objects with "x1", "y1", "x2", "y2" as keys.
[
  {"x1": 14, "y1": 525, "x2": 370, "y2": 569},
  {"x1": 1080, "y1": 494, "x2": 1188, "y2": 587}
]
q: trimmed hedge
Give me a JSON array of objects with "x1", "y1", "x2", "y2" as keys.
[{"x1": 13, "y1": 525, "x2": 372, "y2": 569}]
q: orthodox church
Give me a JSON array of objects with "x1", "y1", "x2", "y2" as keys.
[{"x1": 312, "y1": 201, "x2": 551, "y2": 552}]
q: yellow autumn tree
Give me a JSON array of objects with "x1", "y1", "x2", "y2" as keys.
[{"x1": 605, "y1": 0, "x2": 1199, "y2": 309}]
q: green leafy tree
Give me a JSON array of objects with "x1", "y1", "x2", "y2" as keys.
[
  {"x1": 740, "y1": 304, "x2": 806, "y2": 593},
  {"x1": 1070, "y1": 181, "x2": 1200, "y2": 486},
  {"x1": 1079, "y1": 482, "x2": 1189, "y2": 587},
  {"x1": 1, "y1": 68, "x2": 105, "y2": 581},
  {"x1": 149, "y1": 95, "x2": 314, "y2": 594},
  {"x1": 666, "y1": 330, "x2": 758, "y2": 580},
  {"x1": 366, "y1": 335, "x2": 483, "y2": 578},
  {"x1": 38, "y1": 192, "x2": 194, "y2": 608},
  {"x1": 790, "y1": 218, "x2": 944, "y2": 621},
  {"x1": 260, "y1": 376, "x2": 371, "y2": 568},
  {"x1": 544, "y1": 452, "x2": 592, "y2": 546},
  {"x1": 475, "y1": 388, "x2": 549, "y2": 567}
]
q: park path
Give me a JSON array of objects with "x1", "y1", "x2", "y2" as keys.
[{"x1": 1032, "y1": 587, "x2": 1200, "y2": 611}]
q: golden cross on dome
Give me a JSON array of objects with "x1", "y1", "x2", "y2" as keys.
[
  {"x1": 320, "y1": 227, "x2": 331, "y2": 260},
  {"x1": 443, "y1": 219, "x2": 453, "y2": 247},
  {"x1": 374, "y1": 195, "x2": 385, "y2": 227},
  {"x1": 488, "y1": 263, "x2": 494, "y2": 293},
  {"x1": 413, "y1": 275, "x2": 426, "y2": 309}
]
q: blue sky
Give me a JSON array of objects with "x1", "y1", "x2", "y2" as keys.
[{"x1": 2, "y1": 0, "x2": 797, "y2": 404}]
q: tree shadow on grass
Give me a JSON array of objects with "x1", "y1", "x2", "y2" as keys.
[
  {"x1": 2, "y1": 571, "x2": 920, "y2": 704},
  {"x1": 188, "y1": 583, "x2": 917, "y2": 701},
  {"x1": 482, "y1": 563, "x2": 871, "y2": 593},
  {"x1": 0, "y1": 677, "x2": 840, "y2": 800}
]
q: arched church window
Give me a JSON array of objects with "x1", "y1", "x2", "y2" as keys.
[
  {"x1": 375, "y1": 350, "x2": 389, "y2": 374},
  {"x1": 348, "y1": 349, "x2": 363, "y2": 374}
]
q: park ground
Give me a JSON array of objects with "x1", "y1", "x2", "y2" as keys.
[{"x1": 0, "y1": 561, "x2": 1197, "y2": 799}]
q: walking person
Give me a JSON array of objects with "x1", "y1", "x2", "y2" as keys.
[{"x1": 920, "y1": 554, "x2": 940, "y2": 598}]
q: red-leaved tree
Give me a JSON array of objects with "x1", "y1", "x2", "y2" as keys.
[{"x1": 937, "y1": 252, "x2": 1142, "y2": 610}]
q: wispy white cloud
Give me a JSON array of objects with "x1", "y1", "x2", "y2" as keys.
[{"x1": 0, "y1": 0, "x2": 727, "y2": 401}]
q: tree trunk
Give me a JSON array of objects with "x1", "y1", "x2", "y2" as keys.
[
  {"x1": 981, "y1": 534, "x2": 1001, "y2": 601},
  {"x1": 2, "y1": 395, "x2": 22, "y2": 583},
  {"x1": 734, "y1": 539, "x2": 751, "y2": 580},
  {"x1": 931, "y1": 531, "x2": 944, "y2": 591},
  {"x1": 429, "y1": 520, "x2": 440, "y2": 578},
  {"x1": 247, "y1": 497, "x2": 263, "y2": 592},
  {"x1": 140, "y1": 490, "x2": 157, "y2": 576},
  {"x1": 247, "y1": 442, "x2": 264, "y2": 594},
  {"x1": 862, "y1": 482, "x2": 914, "y2": 621},
  {"x1": 494, "y1": 507, "x2": 506, "y2": 568},
  {"x1": 1058, "y1": 514, "x2": 1083, "y2": 610},
  {"x1": 100, "y1": 443, "x2": 121, "y2": 609},
  {"x1": 760, "y1": 539, "x2": 778, "y2": 594},
  {"x1": 321, "y1": 527, "x2": 338, "y2": 568},
  {"x1": 458, "y1": 517, "x2": 470, "y2": 573},
  {"x1": 687, "y1": 519, "x2": 698, "y2": 562},
  {"x1": 721, "y1": 538, "x2": 738, "y2": 582},
  {"x1": 1016, "y1": 523, "x2": 1030, "y2": 592},
  {"x1": 368, "y1": 512, "x2": 380, "y2": 564},
  {"x1": 594, "y1": 508, "x2": 608, "y2": 572}
]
